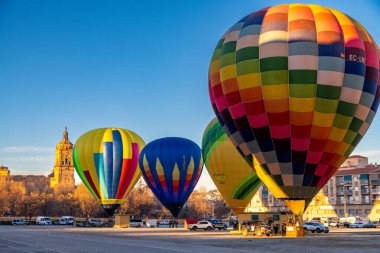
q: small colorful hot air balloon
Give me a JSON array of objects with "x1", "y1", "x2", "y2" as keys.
[
  {"x1": 73, "y1": 128, "x2": 145, "y2": 215},
  {"x1": 208, "y1": 4, "x2": 380, "y2": 215},
  {"x1": 139, "y1": 137, "x2": 203, "y2": 218},
  {"x1": 202, "y1": 118, "x2": 261, "y2": 214}
]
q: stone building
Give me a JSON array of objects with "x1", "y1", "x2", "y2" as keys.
[
  {"x1": 0, "y1": 128, "x2": 75, "y2": 193},
  {"x1": 246, "y1": 155, "x2": 380, "y2": 221},
  {"x1": 0, "y1": 165, "x2": 10, "y2": 190},
  {"x1": 48, "y1": 127, "x2": 75, "y2": 191}
]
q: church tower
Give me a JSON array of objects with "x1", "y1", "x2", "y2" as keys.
[{"x1": 49, "y1": 127, "x2": 75, "y2": 190}]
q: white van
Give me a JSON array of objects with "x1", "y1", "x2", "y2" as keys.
[
  {"x1": 36, "y1": 216, "x2": 52, "y2": 225},
  {"x1": 61, "y1": 216, "x2": 75, "y2": 225},
  {"x1": 146, "y1": 219, "x2": 157, "y2": 228}
]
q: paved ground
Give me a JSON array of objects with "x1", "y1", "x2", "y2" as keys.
[{"x1": 0, "y1": 226, "x2": 379, "y2": 253}]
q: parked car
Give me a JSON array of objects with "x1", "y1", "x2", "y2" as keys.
[
  {"x1": 188, "y1": 221, "x2": 214, "y2": 231},
  {"x1": 145, "y1": 219, "x2": 158, "y2": 228},
  {"x1": 363, "y1": 221, "x2": 376, "y2": 228},
  {"x1": 303, "y1": 222, "x2": 329, "y2": 233},
  {"x1": 88, "y1": 218, "x2": 107, "y2": 227},
  {"x1": 52, "y1": 218, "x2": 67, "y2": 225},
  {"x1": 158, "y1": 220, "x2": 170, "y2": 225},
  {"x1": 209, "y1": 219, "x2": 227, "y2": 230},
  {"x1": 75, "y1": 220, "x2": 91, "y2": 227},
  {"x1": 129, "y1": 219, "x2": 143, "y2": 228},
  {"x1": 349, "y1": 221, "x2": 365, "y2": 228},
  {"x1": 36, "y1": 216, "x2": 52, "y2": 225},
  {"x1": 329, "y1": 221, "x2": 342, "y2": 228},
  {"x1": 12, "y1": 219, "x2": 27, "y2": 226},
  {"x1": 61, "y1": 216, "x2": 75, "y2": 225}
]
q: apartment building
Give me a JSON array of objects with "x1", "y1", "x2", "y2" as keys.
[{"x1": 246, "y1": 155, "x2": 380, "y2": 221}]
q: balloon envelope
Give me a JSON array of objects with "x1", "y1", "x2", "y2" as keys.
[
  {"x1": 73, "y1": 128, "x2": 145, "y2": 214},
  {"x1": 208, "y1": 4, "x2": 380, "y2": 214},
  {"x1": 202, "y1": 118, "x2": 261, "y2": 214},
  {"x1": 139, "y1": 137, "x2": 203, "y2": 217}
]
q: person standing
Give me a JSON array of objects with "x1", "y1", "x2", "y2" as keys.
[
  {"x1": 281, "y1": 222, "x2": 286, "y2": 236},
  {"x1": 274, "y1": 223, "x2": 279, "y2": 236}
]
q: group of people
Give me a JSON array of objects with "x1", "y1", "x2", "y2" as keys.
[{"x1": 266, "y1": 218, "x2": 289, "y2": 236}]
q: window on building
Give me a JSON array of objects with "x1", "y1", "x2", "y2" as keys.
[
  {"x1": 360, "y1": 174, "x2": 369, "y2": 185},
  {"x1": 339, "y1": 210, "x2": 344, "y2": 214},
  {"x1": 376, "y1": 209, "x2": 380, "y2": 215},
  {"x1": 349, "y1": 209, "x2": 355, "y2": 214},
  {"x1": 356, "y1": 209, "x2": 362, "y2": 214},
  {"x1": 344, "y1": 175, "x2": 352, "y2": 182},
  {"x1": 251, "y1": 215, "x2": 259, "y2": 221},
  {"x1": 365, "y1": 209, "x2": 371, "y2": 214}
]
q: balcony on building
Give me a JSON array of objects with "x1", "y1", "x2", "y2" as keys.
[
  {"x1": 361, "y1": 186, "x2": 369, "y2": 194},
  {"x1": 336, "y1": 176, "x2": 344, "y2": 186},
  {"x1": 344, "y1": 175, "x2": 352, "y2": 185},
  {"x1": 344, "y1": 187, "x2": 353, "y2": 195},
  {"x1": 362, "y1": 198, "x2": 370, "y2": 204},
  {"x1": 371, "y1": 187, "x2": 380, "y2": 194}
]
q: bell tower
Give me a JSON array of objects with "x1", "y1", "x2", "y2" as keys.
[{"x1": 49, "y1": 127, "x2": 75, "y2": 190}]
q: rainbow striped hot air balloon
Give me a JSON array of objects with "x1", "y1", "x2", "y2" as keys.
[
  {"x1": 202, "y1": 118, "x2": 261, "y2": 214},
  {"x1": 73, "y1": 128, "x2": 145, "y2": 215},
  {"x1": 208, "y1": 4, "x2": 380, "y2": 215},
  {"x1": 139, "y1": 137, "x2": 203, "y2": 218}
]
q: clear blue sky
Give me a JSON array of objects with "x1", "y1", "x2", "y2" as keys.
[{"x1": 1, "y1": 0, "x2": 380, "y2": 189}]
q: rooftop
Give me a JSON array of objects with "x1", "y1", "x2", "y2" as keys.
[{"x1": 335, "y1": 165, "x2": 380, "y2": 176}]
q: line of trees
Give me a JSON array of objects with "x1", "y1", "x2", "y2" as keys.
[{"x1": 0, "y1": 179, "x2": 232, "y2": 220}]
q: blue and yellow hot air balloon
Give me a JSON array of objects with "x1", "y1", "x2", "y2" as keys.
[
  {"x1": 208, "y1": 3, "x2": 380, "y2": 215},
  {"x1": 139, "y1": 137, "x2": 203, "y2": 218},
  {"x1": 73, "y1": 128, "x2": 145, "y2": 215}
]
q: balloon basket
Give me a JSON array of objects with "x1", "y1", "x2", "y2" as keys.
[
  {"x1": 286, "y1": 226, "x2": 304, "y2": 238},
  {"x1": 114, "y1": 214, "x2": 130, "y2": 228}
]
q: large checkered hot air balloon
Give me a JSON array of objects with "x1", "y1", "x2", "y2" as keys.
[
  {"x1": 208, "y1": 4, "x2": 380, "y2": 215},
  {"x1": 202, "y1": 118, "x2": 261, "y2": 214},
  {"x1": 73, "y1": 128, "x2": 145, "y2": 215},
  {"x1": 139, "y1": 137, "x2": 203, "y2": 218}
]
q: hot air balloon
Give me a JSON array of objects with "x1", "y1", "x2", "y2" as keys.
[
  {"x1": 73, "y1": 128, "x2": 145, "y2": 215},
  {"x1": 202, "y1": 118, "x2": 261, "y2": 214},
  {"x1": 139, "y1": 137, "x2": 203, "y2": 218},
  {"x1": 208, "y1": 4, "x2": 380, "y2": 215}
]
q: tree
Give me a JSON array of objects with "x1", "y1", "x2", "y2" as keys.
[
  {"x1": 19, "y1": 193, "x2": 42, "y2": 221},
  {"x1": 74, "y1": 183, "x2": 103, "y2": 218}
]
